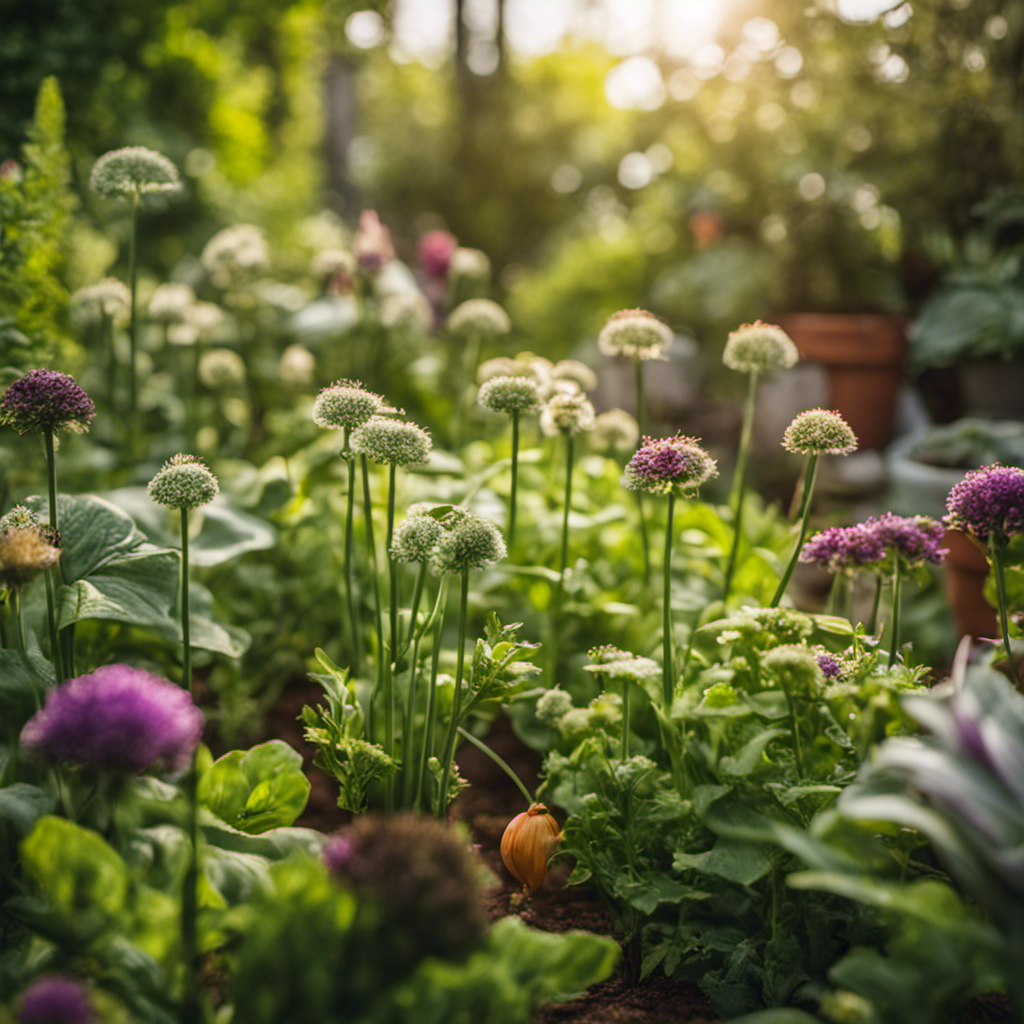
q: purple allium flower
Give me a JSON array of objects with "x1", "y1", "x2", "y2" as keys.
[
  {"x1": 816, "y1": 652, "x2": 843, "y2": 679},
  {"x1": 418, "y1": 229, "x2": 458, "y2": 281},
  {"x1": 800, "y1": 523, "x2": 887, "y2": 572},
  {"x1": 322, "y1": 833, "x2": 356, "y2": 874},
  {"x1": 0, "y1": 369, "x2": 95, "y2": 435},
  {"x1": 869, "y1": 513, "x2": 946, "y2": 566},
  {"x1": 21, "y1": 664, "x2": 203, "y2": 774},
  {"x1": 622, "y1": 433, "x2": 718, "y2": 496},
  {"x1": 18, "y1": 974, "x2": 93, "y2": 1024},
  {"x1": 352, "y1": 210, "x2": 394, "y2": 272},
  {"x1": 945, "y1": 463, "x2": 1024, "y2": 544}
]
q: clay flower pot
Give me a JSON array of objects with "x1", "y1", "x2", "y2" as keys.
[
  {"x1": 942, "y1": 528, "x2": 998, "y2": 640},
  {"x1": 779, "y1": 313, "x2": 908, "y2": 451}
]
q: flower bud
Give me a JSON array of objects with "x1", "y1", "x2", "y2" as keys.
[
  {"x1": 597, "y1": 308, "x2": 672, "y2": 361},
  {"x1": 500, "y1": 803, "x2": 561, "y2": 895},
  {"x1": 351, "y1": 415, "x2": 432, "y2": 467},
  {"x1": 147, "y1": 453, "x2": 219, "y2": 511},
  {"x1": 723, "y1": 320, "x2": 798, "y2": 373},
  {"x1": 477, "y1": 375, "x2": 541, "y2": 417},
  {"x1": 782, "y1": 409, "x2": 857, "y2": 456},
  {"x1": 312, "y1": 379, "x2": 384, "y2": 431}
]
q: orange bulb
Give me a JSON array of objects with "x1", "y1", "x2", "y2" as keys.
[{"x1": 500, "y1": 803, "x2": 561, "y2": 895}]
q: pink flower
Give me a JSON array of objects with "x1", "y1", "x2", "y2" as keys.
[{"x1": 353, "y1": 210, "x2": 395, "y2": 273}]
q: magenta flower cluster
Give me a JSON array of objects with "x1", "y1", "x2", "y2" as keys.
[
  {"x1": 945, "y1": 463, "x2": 1024, "y2": 544},
  {"x1": 0, "y1": 369, "x2": 95, "y2": 435},
  {"x1": 622, "y1": 433, "x2": 717, "y2": 496},
  {"x1": 18, "y1": 975, "x2": 93, "y2": 1024},
  {"x1": 21, "y1": 665, "x2": 203, "y2": 774},
  {"x1": 816, "y1": 652, "x2": 842, "y2": 679},
  {"x1": 801, "y1": 514, "x2": 945, "y2": 573}
]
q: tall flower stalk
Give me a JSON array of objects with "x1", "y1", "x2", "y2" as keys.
[
  {"x1": 622, "y1": 433, "x2": 718, "y2": 708},
  {"x1": 90, "y1": 147, "x2": 181, "y2": 453},
  {"x1": 599, "y1": 309, "x2": 673, "y2": 584},
  {"x1": 1, "y1": 369, "x2": 95, "y2": 683},
  {"x1": 771, "y1": 409, "x2": 858, "y2": 609},
  {"x1": 477, "y1": 375, "x2": 541, "y2": 546},
  {"x1": 946, "y1": 463, "x2": 1024, "y2": 679},
  {"x1": 148, "y1": 454, "x2": 219, "y2": 1024},
  {"x1": 720, "y1": 322, "x2": 799, "y2": 604}
]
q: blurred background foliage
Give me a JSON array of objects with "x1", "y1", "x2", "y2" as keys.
[{"x1": 3, "y1": 0, "x2": 1024, "y2": 363}]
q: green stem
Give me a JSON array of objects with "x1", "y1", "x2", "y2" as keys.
[
  {"x1": 185, "y1": 342, "x2": 199, "y2": 453},
  {"x1": 663, "y1": 490, "x2": 677, "y2": 708},
  {"x1": 621, "y1": 679, "x2": 631, "y2": 761},
  {"x1": 11, "y1": 589, "x2": 27, "y2": 659},
  {"x1": 343, "y1": 432, "x2": 361, "y2": 676},
  {"x1": 509, "y1": 409, "x2": 519, "y2": 547},
  {"x1": 635, "y1": 492, "x2": 650, "y2": 587},
  {"x1": 361, "y1": 455, "x2": 385, "y2": 742},
  {"x1": 456, "y1": 725, "x2": 533, "y2": 806},
  {"x1": 723, "y1": 370, "x2": 758, "y2": 605},
  {"x1": 128, "y1": 193, "x2": 140, "y2": 456},
  {"x1": 435, "y1": 571, "x2": 470, "y2": 818},
  {"x1": 634, "y1": 359, "x2": 645, "y2": 440},
  {"x1": 634, "y1": 360, "x2": 650, "y2": 585},
  {"x1": 770, "y1": 453, "x2": 819, "y2": 609},
  {"x1": 784, "y1": 682, "x2": 805, "y2": 779},
  {"x1": 44, "y1": 429, "x2": 58, "y2": 533},
  {"x1": 416, "y1": 577, "x2": 448, "y2": 811},
  {"x1": 990, "y1": 538, "x2": 1019, "y2": 680},
  {"x1": 102, "y1": 311, "x2": 116, "y2": 415},
  {"x1": 179, "y1": 507, "x2": 199, "y2": 1024},
  {"x1": 888, "y1": 560, "x2": 902, "y2": 668},
  {"x1": 560, "y1": 434, "x2": 575, "y2": 580},
  {"x1": 867, "y1": 575, "x2": 883, "y2": 635},
  {"x1": 43, "y1": 429, "x2": 64, "y2": 684},
  {"x1": 385, "y1": 463, "x2": 398, "y2": 809},
  {"x1": 400, "y1": 563, "x2": 429, "y2": 807}
]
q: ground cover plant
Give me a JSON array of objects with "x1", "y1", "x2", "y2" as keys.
[{"x1": 2, "y1": 77, "x2": 1024, "y2": 1024}]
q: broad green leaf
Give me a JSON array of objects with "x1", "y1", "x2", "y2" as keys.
[
  {"x1": 0, "y1": 784, "x2": 54, "y2": 868},
  {"x1": 720, "y1": 728, "x2": 789, "y2": 777},
  {"x1": 0, "y1": 649, "x2": 50, "y2": 721},
  {"x1": 674, "y1": 838, "x2": 774, "y2": 886},
  {"x1": 21, "y1": 815, "x2": 128, "y2": 920},
  {"x1": 728, "y1": 1011, "x2": 822, "y2": 1024},
  {"x1": 615, "y1": 874, "x2": 708, "y2": 914}
]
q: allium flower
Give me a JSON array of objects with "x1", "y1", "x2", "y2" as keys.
[
  {"x1": 201, "y1": 224, "x2": 269, "y2": 285},
  {"x1": 552, "y1": 359, "x2": 598, "y2": 393},
  {"x1": 312, "y1": 380, "x2": 384, "y2": 431},
  {"x1": 477, "y1": 357, "x2": 518, "y2": 384},
  {"x1": 762, "y1": 644, "x2": 824, "y2": 692},
  {"x1": 869, "y1": 513, "x2": 947, "y2": 567},
  {"x1": 723, "y1": 320, "x2": 799, "y2": 373},
  {"x1": 800, "y1": 523, "x2": 887, "y2": 573},
  {"x1": 311, "y1": 247, "x2": 355, "y2": 280},
  {"x1": 198, "y1": 348, "x2": 247, "y2": 390},
  {"x1": 380, "y1": 291, "x2": 433, "y2": 333},
  {"x1": 1, "y1": 369, "x2": 95, "y2": 435},
  {"x1": 391, "y1": 513, "x2": 444, "y2": 563},
  {"x1": 622, "y1": 433, "x2": 718, "y2": 496},
  {"x1": 539, "y1": 391, "x2": 596, "y2": 437},
  {"x1": 21, "y1": 664, "x2": 204, "y2": 773},
  {"x1": 70, "y1": 278, "x2": 131, "y2": 327},
  {"x1": 418, "y1": 229, "x2": 458, "y2": 280},
  {"x1": 148, "y1": 282, "x2": 196, "y2": 323},
  {"x1": 536, "y1": 687, "x2": 575, "y2": 724},
  {"x1": 431, "y1": 513, "x2": 506, "y2": 574},
  {"x1": 89, "y1": 146, "x2": 181, "y2": 198},
  {"x1": 187, "y1": 300, "x2": 225, "y2": 337},
  {"x1": 148, "y1": 454, "x2": 219, "y2": 510},
  {"x1": 583, "y1": 651, "x2": 661, "y2": 682},
  {"x1": 478, "y1": 375, "x2": 541, "y2": 417},
  {"x1": 278, "y1": 344, "x2": 316, "y2": 387},
  {"x1": 352, "y1": 210, "x2": 395, "y2": 272},
  {"x1": 351, "y1": 416, "x2": 433, "y2": 467},
  {"x1": 0, "y1": 511, "x2": 61, "y2": 588},
  {"x1": 597, "y1": 308, "x2": 672, "y2": 361},
  {"x1": 946, "y1": 464, "x2": 1024, "y2": 544},
  {"x1": 590, "y1": 409, "x2": 640, "y2": 454},
  {"x1": 816, "y1": 651, "x2": 843, "y2": 680},
  {"x1": 782, "y1": 408, "x2": 858, "y2": 456},
  {"x1": 18, "y1": 974, "x2": 93, "y2": 1024},
  {"x1": 448, "y1": 247, "x2": 491, "y2": 284},
  {"x1": 446, "y1": 298, "x2": 511, "y2": 340}
]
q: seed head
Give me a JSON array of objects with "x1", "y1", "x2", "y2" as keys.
[
  {"x1": 723, "y1": 320, "x2": 799, "y2": 373},
  {"x1": 198, "y1": 348, "x2": 247, "y2": 390},
  {"x1": 89, "y1": 146, "x2": 181, "y2": 198},
  {"x1": 278, "y1": 344, "x2": 316, "y2": 387},
  {"x1": 70, "y1": 278, "x2": 131, "y2": 327},
  {"x1": 540, "y1": 391, "x2": 596, "y2": 437},
  {"x1": 446, "y1": 298, "x2": 511, "y2": 341},
  {"x1": 782, "y1": 408, "x2": 858, "y2": 456},
  {"x1": 148, "y1": 454, "x2": 219, "y2": 511},
  {"x1": 351, "y1": 416, "x2": 433, "y2": 467},
  {"x1": 478, "y1": 375, "x2": 541, "y2": 417},
  {"x1": 1, "y1": 369, "x2": 95, "y2": 435},
  {"x1": 622, "y1": 433, "x2": 718, "y2": 496},
  {"x1": 391, "y1": 514, "x2": 444, "y2": 563},
  {"x1": 18, "y1": 975, "x2": 94, "y2": 1024},
  {"x1": 201, "y1": 224, "x2": 269, "y2": 286},
  {"x1": 590, "y1": 409, "x2": 639, "y2": 454},
  {"x1": 598, "y1": 308, "x2": 672, "y2": 361},
  {"x1": 148, "y1": 282, "x2": 196, "y2": 323},
  {"x1": 431, "y1": 513, "x2": 506, "y2": 574},
  {"x1": 21, "y1": 664, "x2": 204, "y2": 774},
  {"x1": 0, "y1": 512, "x2": 61, "y2": 589},
  {"x1": 312, "y1": 380, "x2": 385, "y2": 431},
  {"x1": 946, "y1": 463, "x2": 1024, "y2": 545},
  {"x1": 552, "y1": 359, "x2": 598, "y2": 393}
]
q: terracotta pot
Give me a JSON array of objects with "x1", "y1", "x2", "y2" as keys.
[
  {"x1": 943, "y1": 529, "x2": 998, "y2": 639},
  {"x1": 778, "y1": 313, "x2": 908, "y2": 451}
]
